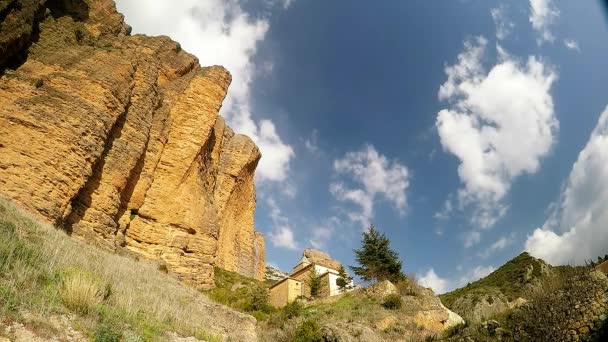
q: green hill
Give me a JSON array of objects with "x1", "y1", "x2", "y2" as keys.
[
  {"x1": 438, "y1": 253, "x2": 608, "y2": 342},
  {"x1": 440, "y1": 252, "x2": 552, "y2": 313}
]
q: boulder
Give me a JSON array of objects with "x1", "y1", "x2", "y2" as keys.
[{"x1": 365, "y1": 280, "x2": 398, "y2": 299}]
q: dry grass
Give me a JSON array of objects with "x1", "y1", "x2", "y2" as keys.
[
  {"x1": 0, "y1": 198, "x2": 250, "y2": 341},
  {"x1": 59, "y1": 269, "x2": 105, "y2": 314}
]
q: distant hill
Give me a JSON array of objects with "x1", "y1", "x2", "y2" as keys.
[
  {"x1": 438, "y1": 252, "x2": 608, "y2": 342},
  {"x1": 265, "y1": 265, "x2": 290, "y2": 282},
  {"x1": 440, "y1": 252, "x2": 553, "y2": 320}
]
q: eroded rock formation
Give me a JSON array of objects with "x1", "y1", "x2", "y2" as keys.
[{"x1": 0, "y1": 0, "x2": 265, "y2": 289}]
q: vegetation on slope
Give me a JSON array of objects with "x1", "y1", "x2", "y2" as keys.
[
  {"x1": 205, "y1": 267, "x2": 276, "y2": 321},
  {"x1": 440, "y1": 252, "x2": 550, "y2": 310},
  {"x1": 439, "y1": 266, "x2": 608, "y2": 342},
  {"x1": 0, "y1": 198, "x2": 249, "y2": 341}
]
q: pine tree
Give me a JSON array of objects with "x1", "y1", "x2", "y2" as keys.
[
  {"x1": 336, "y1": 265, "x2": 353, "y2": 292},
  {"x1": 308, "y1": 267, "x2": 322, "y2": 298},
  {"x1": 350, "y1": 225, "x2": 405, "y2": 283}
]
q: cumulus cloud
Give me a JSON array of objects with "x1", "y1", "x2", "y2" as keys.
[
  {"x1": 330, "y1": 145, "x2": 410, "y2": 227},
  {"x1": 526, "y1": 106, "x2": 608, "y2": 265},
  {"x1": 491, "y1": 6, "x2": 514, "y2": 40},
  {"x1": 266, "y1": 198, "x2": 299, "y2": 250},
  {"x1": 564, "y1": 39, "x2": 581, "y2": 52},
  {"x1": 418, "y1": 265, "x2": 495, "y2": 294},
  {"x1": 418, "y1": 269, "x2": 451, "y2": 294},
  {"x1": 436, "y1": 36, "x2": 558, "y2": 232},
  {"x1": 529, "y1": 0, "x2": 559, "y2": 44},
  {"x1": 114, "y1": 0, "x2": 294, "y2": 182}
]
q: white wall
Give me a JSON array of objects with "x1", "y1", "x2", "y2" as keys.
[{"x1": 313, "y1": 265, "x2": 355, "y2": 297}]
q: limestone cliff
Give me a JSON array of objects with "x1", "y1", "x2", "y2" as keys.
[{"x1": 0, "y1": 0, "x2": 265, "y2": 288}]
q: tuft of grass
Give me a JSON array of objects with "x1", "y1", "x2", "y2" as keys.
[
  {"x1": 382, "y1": 294, "x2": 403, "y2": 310},
  {"x1": 59, "y1": 269, "x2": 105, "y2": 314}
]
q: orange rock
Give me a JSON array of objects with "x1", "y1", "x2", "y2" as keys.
[{"x1": 0, "y1": 0, "x2": 265, "y2": 289}]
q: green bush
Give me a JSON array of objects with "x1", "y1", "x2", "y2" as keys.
[
  {"x1": 94, "y1": 324, "x2": 121, "y2": 342},
  {"x1": 282, "y1": 300, "x2": 303, "y2": 319},
  {"x1": 248, "y1": 285, "x2": 271, "y2": 312},
  {"x1": 292, "y1": 319, "x2": 322, "y2": 342},
  {"x1": 382, "y1": 294, "x2": 402, "y2": 310}
]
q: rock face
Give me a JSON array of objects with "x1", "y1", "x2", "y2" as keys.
[{"x1": 0, "y1": 0, "x2": 265, "y2": 288}]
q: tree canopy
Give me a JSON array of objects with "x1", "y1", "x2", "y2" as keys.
[{"x1": 350, "y1": 225, "x2": 405, "y2": 283}]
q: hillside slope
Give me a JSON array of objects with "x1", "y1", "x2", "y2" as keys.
[
  {"x1": 0, "y1": 0, "x2": 264, "y2": 288},
  {"x1": 438, "y1": 253, "x2": 608, "y2": 342},
  {"x1": 440, "y1": 252, "x2": 552, "y2": 321},
  {"x1": 0, "y1": 198, "x2": 257, "y2": 341}
]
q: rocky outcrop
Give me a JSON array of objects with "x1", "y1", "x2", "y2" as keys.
[
  {"x1": 304, "y1": 248, "x2": 342, "y2": 270},
  {"x1": 265, "y1": 265, "x2": 289, "y2": 282},
  {"x1": 0, "y1": 0, "x2": 265, "y2": 288}
]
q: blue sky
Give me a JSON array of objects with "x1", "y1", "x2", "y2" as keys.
[{"x1": 116, "y1": 0, "x2": 608, "y2": 293}]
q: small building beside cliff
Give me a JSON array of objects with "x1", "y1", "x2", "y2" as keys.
[{"x1": 269, "y1": 249, "x2": 354, "y2": 307}]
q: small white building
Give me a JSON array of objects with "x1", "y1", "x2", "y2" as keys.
[{"x1": 268, "y1": 249, "x2": 355, "y2": 307}]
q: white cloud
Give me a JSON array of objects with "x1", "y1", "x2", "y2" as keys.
[
  {"x1": 418, "y1": 269, "x2": 451, "y2": 294},
  {"x1": 419, "y1": 265, "x2": 495, "y2": 294},
  {"x1": 491, "y1": 6, "x2": 514, "y2": 40},
  {"x1": 330, "y1": 145, "x2": 410, "y2": 227},
  {"x1": 464, "y1": 231, "x2": 481, "y2": 248},
  {"x1": 269, "y1": 227, "x2": 298, "y2": 250},
  {"x1": 479, "y1": 235, "x2": 513, "y2": 258},
  {"x1": 309, "y1": 226, "x2": 334, "y2": 249},
  {"x1": 529, "y1": 0, "x2": 559, "y2": 44},
  {"x1": 436, "y1": 37, "x2": 558, "y2": 231},
  {"x1": 434, "y1": 196, "x2": 454, "y2": 222},
  {"x1": 266, "y1": 198, "x2": 298, "y2": 250},
  {"x1": 304, "y1": 129, "x2": 320, "y2": 155},
  {"x1": 461, "y1": 265, "x2": 496, "y2": 284},
  {"x1": 526, "y1": 106, "x2": 608, "y2": 265},
  {"x1": 114, "y1": 0, "x2": 294, "y2": 182},
  {"x1": 564, "y1": 39, "x2": 581, "y2": 52}
]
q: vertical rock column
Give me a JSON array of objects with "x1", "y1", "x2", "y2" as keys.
[{"x1": 123, "y1": 66, "x2": 231, "y2": 289}]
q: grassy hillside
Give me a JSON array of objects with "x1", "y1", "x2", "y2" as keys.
[
  {"x1": 204, "y1": 267, "x2": 277, "y2": 321},
  {"x1": 439, "y1": 252, "x2": 551, "y2": 310},
  {"x1": 0, "y1": 198, "x2": 253, "y2": 341}
]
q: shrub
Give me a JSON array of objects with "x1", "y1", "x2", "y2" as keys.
[
  {"x1": 282, "y1": 300, "x2": 303, "y2": 319},
  {"x1": 94, "y1": 324, "x2": 121, "y2": 342},
  {"x1": 248, "y1": 285, "x2": 270, "y2": 312},
  {"x1": 59, "y1": 269, "x2": 105, "y2": 314},
  {"x1": 396, "y1": 276, "x2": 423, "y2": 296},
  {"x1": 292, "y1": 319, "x2": 322, "y2": 342},
  {"x1": 382, "y1": 294, "x2": 402, "y2": 310}
]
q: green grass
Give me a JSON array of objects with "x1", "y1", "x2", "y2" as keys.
[
  {"x1": 0, "y1": 198, "x2": 228, "y2": 341},
  {"x1": 204, "y1": 267, "x2": 276, "y2": 319}
]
